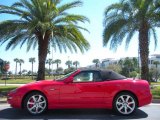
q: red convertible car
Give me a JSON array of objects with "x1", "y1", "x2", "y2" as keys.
[{"x1": 7, "y1": 68, "x2": 152, "y2": 115}]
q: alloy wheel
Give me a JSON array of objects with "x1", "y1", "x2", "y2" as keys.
[
  {"x1": 114, "y1": 93, "x2": 136, "y2": 115},
  {"x1": 26, "y1": 93, "x2": 47, "y2": 115}
]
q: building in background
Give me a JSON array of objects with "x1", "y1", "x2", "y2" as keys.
[
  {"x1": 88, "y1": 54, "x2": 160, "y2": 70},
  {"x1": 148, "y1": 54, "x2": 160, "y2": 69}
]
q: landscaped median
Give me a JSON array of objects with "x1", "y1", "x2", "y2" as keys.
[
  {"x1": 0, "y1": 84, "x2": 160, "y2": 104},
  {"x1": 151, "y1": 85, "x2": 160, "y2": 103}
]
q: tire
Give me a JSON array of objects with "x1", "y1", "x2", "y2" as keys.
[
  {"x1": 113, "y1": 92, "x2": 137, "y2": 115},
  {"x1": 24, "y1": 92, "x2": 47, "y2": 115}
]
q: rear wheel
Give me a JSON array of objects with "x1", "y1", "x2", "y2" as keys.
[
  {"x1": 24, "y1": 92, "x2": 47, "y2": 115},
  {"x1": 113, "y1": 92, "x2": 137, "y2": 115}
]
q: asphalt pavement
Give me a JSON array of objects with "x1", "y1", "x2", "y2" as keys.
[{"x1": 0, "y1": 103, "x2": 160, "y2": 120}]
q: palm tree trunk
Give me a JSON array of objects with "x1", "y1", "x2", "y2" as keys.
[
  {"x1": 76, "y1": 64, "x2": 77, "y2": 69},
  {"x1": 32, "y1": 62, "x2": 33, "y2": 80},
  {"x1": 139, "y1": 22, "x2": 149, "y2": 83},
  {"x1": 156, "y1": 64, "x2": 158, "y2": 82},
  {"x1": 49, "y1": 64, "x2": 51, "y2": 77},
  {"x1": 57, "y1": 63, "x2": 59, "y2": 69},
  {"x1": 15, "y1": 62, "x2": 17, "y2": 79},
  {"x1": 20, "y1": 63, "x2": 22, "y2": 76},
  {"x1": 37, "y1": 32, "x2": 50, "y2": 81},
  {"x1": 96, "y1": 63, "x2": 98, "y2": 68}
]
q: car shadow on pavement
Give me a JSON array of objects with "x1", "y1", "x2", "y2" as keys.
[{"x1": 0, "y1": 108, "x2": 148, "y2": 119}]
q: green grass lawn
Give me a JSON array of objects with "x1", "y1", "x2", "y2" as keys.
[
  {"x1": 0, "y1": 86, "x2": 18, "y2": 93},
  {"x1": 0, "y1": 74, "x2": 61, "y2": 84},
  {"x1": 151, "y1": 82, "x2": 160, "y2": 85},
  {"x1": 0, "y1": 76, "x2": 55, "y2": 84},
  {"x1": 0, "y1": 79, "x2": 34, "y2": 84},
  {"x1": 151, "y1": 86, "x2": 160, "y2": 99}
]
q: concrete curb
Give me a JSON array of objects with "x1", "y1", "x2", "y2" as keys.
[
  {"x1": 0, "y1": 101, "x2": 7, "y2": 104},
  {"x1": 152, "y1": 99, "x2": 160, "y2": 103}
]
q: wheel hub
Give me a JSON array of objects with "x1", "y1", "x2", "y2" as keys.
[{"x1": 123, "y1": 102, "x2": 128, "y2": 107}]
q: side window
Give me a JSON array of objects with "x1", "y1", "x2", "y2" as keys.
[{"x1": 73, "y1": 72, "x2": 93, "y2": 82}]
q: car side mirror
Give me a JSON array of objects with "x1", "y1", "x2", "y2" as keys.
[{"x1": 64, "y1": 76, "x2": 74, "y2": 84}]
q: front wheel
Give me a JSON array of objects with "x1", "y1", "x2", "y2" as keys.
[
  {"x1": 24, "y1": 92, "x2": 47, "y2": 115},
  {"x1": 113, "y1": 92, "x2": 137, "y2": 115}
]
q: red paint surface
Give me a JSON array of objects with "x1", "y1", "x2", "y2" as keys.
[{"x1": 7, "y1": 70, "x2": 152, "y2": 110}]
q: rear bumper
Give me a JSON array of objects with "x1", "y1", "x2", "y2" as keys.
[{"x1": 138, "y1": 93, "x2": 152, "y2": 107}]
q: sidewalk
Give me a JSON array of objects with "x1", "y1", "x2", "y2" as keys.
[{"x1": 0, "y1": 98, "x2": 7, "y2": 104}]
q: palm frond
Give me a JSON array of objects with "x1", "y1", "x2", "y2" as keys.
[
  {"x1": 58, "y1": 0, "x2": 82, "y2": 14},
  {"x1": 0, "y1": 0, "x2": 90, "y2": 54},
  {"x1": 5, "y1": 33, "x2": 26, "y2": 50},
  {"x1": 150, "y1": 28, "x2": 158, "y2": 50},
  {"x1": 103, "y1": 18, "x2": 127, "y2": 48},
  {"x1": 11, "y1": 2, "x2": 24, "y2": 7},
  {"x1": 125, "y1": 29, "x2": 136, "y2": 50},
  {"x1": 103, "y1": 0, "x2": 160, "y2": 52}
]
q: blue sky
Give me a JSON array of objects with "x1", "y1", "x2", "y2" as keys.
[{"x1": 0, "y1": 0, "x2": 160, "y2": 73}]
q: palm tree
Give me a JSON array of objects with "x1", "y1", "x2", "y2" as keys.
[
  {"x1": 0, "y1": 0, "x2": 90, "y2": 80},
  {"x1": 123, "y1": 57, "x2": 133, "y2": 76},
  {"x1": 65, "y1": 60, "x2": 72, "y2": 69},
  {"x1": 14, "y1": 58, "x2": 19, "y2": 79},
  {"x1": 73, "y1": 61, "x2": 80, "y2": 69},
  {"x1": 46, "y1": 59, "x2": 53, "y2": 77},
  {"x1": 29, "y1": 57, "x2": 36, "y2": 80},
  {"x1": 132, "y1": 57, "x2": 138, "y2": 68},
  {"x1": 118, "y1": 59, "x2": 124, "y2": 68},
  {"x1": 92, "y1": 59, "x2": 100, "y2": 68},
  {"x1": 18, "y1": 59, "x2": 24, "y2": 76},
  {"x1": 54, "y1": 59, "x2": 61, "y2": 70},
  {"x1": 103, "y1": 0, "x2": 160, "y2": 82}
]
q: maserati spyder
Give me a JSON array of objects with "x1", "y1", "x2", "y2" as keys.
[{"x1": 7, "y1": 68, "x2": 152, "y2": 115}]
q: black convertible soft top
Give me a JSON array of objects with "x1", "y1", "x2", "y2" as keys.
[
  {"x1": 100, "y1": 69, "x2": 126, "y2": 80},
  {"x1": 79, "y1": 68, "x2": 126, "y2": 80}
]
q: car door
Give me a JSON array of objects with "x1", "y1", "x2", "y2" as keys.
[{"x1": 59, "y1": 71, "x2": 105, "y2": 105}]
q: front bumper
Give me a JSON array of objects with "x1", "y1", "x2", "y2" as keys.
[{"x1": 7, "y1": 92, "x2": 22, "y2": 108}]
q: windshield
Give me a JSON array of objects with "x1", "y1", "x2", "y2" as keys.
[{"x1": 55, "y1": 70, "x2": 76, "y2": 81}]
